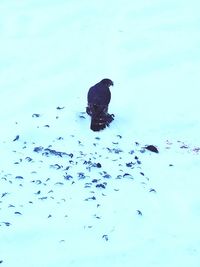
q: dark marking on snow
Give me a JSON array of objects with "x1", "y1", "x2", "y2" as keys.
[
  {"x1": 79, "y1": 115, "x2": 86, "y2": 119},
  {"x1": 116, "y1": 135, "x2": 122, "y2": 139},
  {"x1": 140, "y1": 172, "x2": 145, "y2": 176},
  {"x1": 38, "y1": 197, "x2": 47, "y2": 200},
  {"x1": 34, "y1": 146, "x2": 73, "y2": 158},
  {"x1": 169, "y1": 164, "x2": 174, "y2": 167},
  {"x1": 96, "y1": 183, "x2": 106, "y2": 189},
  {"x1": 84, "y1": 183, "x2": 92, "y2": 188},
  {"x1": 102, "y1": 234, "x2": 109, "y2": 241},
  {"x1": 64, "y1": 175, "x2": 73, "y2": 180},
  {"x1": 92, "y1": 179, "x2": 99, "y2": 183},
  {"x1": 137, "y1": 210, "x2": 142, "y2": 216},
  {"x1": 15, "y1": 176, "x2": 24, "y2": 179},
  {"x1": 126, "y1": 162, "x2": 135, "y2": 168},
  {"x1": 32, "y1": 113, "x2": 41, "y2": 118},
  {"x1": 103, "y1": 174, "x2": 111, "y2": 179},
  {"x1": 95, "y1": 162, "x2": 102, "y2": 168},
  {"x1": 56, "y1": 106, "x2": 65, "y2": 110},
  {"x1": 123, "y1": 173, "x2": 133, "y2": 178},
  {"x1": 145, "y1": 145, "x2": 159, "y2": 153},
  {"x1": 85, "y1": 196, "x2": 96, "y2": 201},
  {"x1": 25, "y1": 157, "x2": 33, "y2": 162},
  {"x1": 44, "y1": 125, "x2": 50, "y2": 128},
  {"x1": 57, "y1": 137, "x2": 64, "y2": 140},
  {"x1": 50, "y1": 164, "x2": 63, "y2": 169},
  {"x1": 48, "y1": 214, "x2": 52, "y2": 218},
  {"x1": 1, "y1": 222, "x2": 11, "y2": 226},
  {"x1": 78, "y1": 172, "x2": 85, "y2": 179},
  {"x1": 0, "y1": 260, "x2": 3, "y2": 264},
  {"x1": 149, "y1": 188, "x2": 156, "y2": 193},
  {"x1": 8, "y1": 204, "x2": 15, "y2": 208},
  {"x1": 1, "y1": 192, "x2": 8, "y2": 198},
  {"x1": 129, "y1": 150, "x2": 135, "y2": 154},
  {"x1": 13, "y1": 135, "x2": 19, "y2": 142}
]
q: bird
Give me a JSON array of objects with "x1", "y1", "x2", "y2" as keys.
[{"x1": 86, "y1": 79, "x2": 114, "y2": 131}]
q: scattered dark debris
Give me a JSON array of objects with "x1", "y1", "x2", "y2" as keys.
[
  {"x1": 84, "y1": 183, "x2": 92, "y2": 188},
  {"x1": 107, "y1": 147, "x2": 123, "y2": 154},
  {"x1": 102, "y1": 234, "x2": 109, "y2": 241},
  {"x1": 78, "y1": 172, "x2": 86, "y2": 179},
  {"x1": 145, "y1": 145, "x2": 159, "y2": 153},
  {"x1": 79, "y1": 115, "x2": 86, "y2": 119},
  {"x1": 114, "y1": 188, "x2": 119, "y2": 191},
  {"x1": 96, "y1": 183, "x2": 106, "y2": 189},
  {"x1": 38, "y1": 197, "x2": 48, "y2": 200},
  {"x1": 8, "y1": 204, "x2": 15, "y2": 208},
  {"x1": 57, "y1": 137, "x2": 64, "y2": 140},
  {"x1": 1, "y1": 222, "x2": 11, "y2": 226},
  {"x1": 180, "y1": 145, "x2": 189, "y2": 149},
  {"x1": 94, "y1": 162, "x2": 102, "y2": 168},
  {"x1": 64, "y1": 175, "x2": 73, "y2": 180},
  {"x1": 136, "y1": 210, "x2": 142, "y2": 216},
  {"x1": 1, "y1": 192, "x2": 8, "y2": 198},
  {"x1": 112, "y1": 142, "x2": 119, "y2": 145},
  {"x1": 34, "y1": 190, "x2": 41, "y2": 195},
  {"x1": 13, "y1": 135, "x2": 19, "y2": 142},
  {"x1": 193, "y1": 147, "x2": 200, "y2": 154},
  {"x1": 85, "y1": 196, "x2": 96, "y2": 201},
  {"x1": 126, "y1": 162, "x2": 135, "y2": 168},
  {"x1": 25, "y1": 157, "x2": 33, "y2": 162},
  {"x1": 94, "y1": 214, "x2": 101, "y2": 219},
  {"x1": 32, "y1": 113, "x2": 41, "y2": 118},
  {"x1": 135, "y1": 142, "x2": 140, "y2": 146},
  {"x1": 123, "y1": 173, "x2": 133, "y2": 178},
  {"x1": 149, "y1": 188, "x2": 156, "y2": 193},
  {"x1": 103, "y1": 173, "x2": 111, "y2": 179},
  {"x1": 15, "y1": 176, "x2": 24, "y2": 179},
  {"x1": 55, "y1": 182, "x2": 64, "y2": 186},
  {"x1": 92, "y1": 179, "x2": 99, "y2": 183},
  {"x1": 34, "y1": 146, "x2": 73, "y2": 158},
  {"x1": 50, "y1": 164, "x2": 63, "y2": 169},
  {"x1": 33, "y1": 146, "x2": 43, "y2": 153}
]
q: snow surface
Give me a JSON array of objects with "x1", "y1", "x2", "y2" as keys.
[{"x1": 0, "y1": 0, "x2": 200, "y2": 266}]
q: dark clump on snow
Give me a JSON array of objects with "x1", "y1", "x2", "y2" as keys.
[
  {"x1": 33, "y1": 146, "x2": 73, "y2": 158},
  {"x1": 145, "y1": 145, "x2": 159, "y2": 153}
]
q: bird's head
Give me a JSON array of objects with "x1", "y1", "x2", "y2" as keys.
[{"x1": 100, "y1": 78, "x2": 114, "y2": 87}]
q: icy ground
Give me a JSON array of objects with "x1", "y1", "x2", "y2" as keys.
[{"x1": 0, "y1": 0, "x2": 200, "y2": 266}]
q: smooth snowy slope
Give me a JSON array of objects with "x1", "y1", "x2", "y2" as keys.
[{"x1": 0, "y1": 0, "x2": 200, "y2": 266}]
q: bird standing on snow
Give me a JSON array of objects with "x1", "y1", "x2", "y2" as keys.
[{"x1": 86, "y1": 78, "x2": 114, "y2": 131}]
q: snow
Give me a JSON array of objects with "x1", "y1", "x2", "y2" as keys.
[{"x1": 0, "y1": 0, "x2": 200, "y2": 266}]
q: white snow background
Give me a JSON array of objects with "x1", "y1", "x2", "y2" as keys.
[{"x1": 0, "y1": 0, "x2": 200, "y2": 266}]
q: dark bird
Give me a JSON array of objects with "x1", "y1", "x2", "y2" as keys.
[{"x1": 86, "y1": 78, "x2": 114, "y2": 131}]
